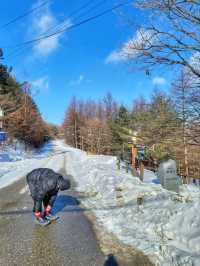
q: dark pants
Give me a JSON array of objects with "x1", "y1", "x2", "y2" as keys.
[{"x1": 33, "y1": 194, "x2": 57, "y2": 213}]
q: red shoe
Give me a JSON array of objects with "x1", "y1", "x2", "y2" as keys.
[{"x1": 34, "y1": 211, "x2": 50, "y2": 226}]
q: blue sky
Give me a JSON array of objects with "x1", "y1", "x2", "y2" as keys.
[{"x1": 0, "y1": 0, "x2": 170, "y2": 125}]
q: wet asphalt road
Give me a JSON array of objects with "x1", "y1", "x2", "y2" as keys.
[{"x1": 0, "y1": 172, "x2": 106, "y2": 266}]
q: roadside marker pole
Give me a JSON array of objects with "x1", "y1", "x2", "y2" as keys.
[
  {"x1": 139, "y1": 161, "x2": 144, "y2": 181},
  {"x1": 132, "y1": 145, "x2": 137, "y2": 176}
]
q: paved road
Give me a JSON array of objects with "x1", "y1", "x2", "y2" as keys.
[{"x1": 0, "y1": 162, "x2": 107, "y2": 266}]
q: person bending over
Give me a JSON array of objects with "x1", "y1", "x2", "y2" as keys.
[{"x1": 27, "y1": 168, "x2": 70, "y2": 226}]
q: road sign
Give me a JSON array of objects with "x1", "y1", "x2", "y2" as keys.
[{"x1": 0, "y1": 131, "x2": 7, "y2": 142}]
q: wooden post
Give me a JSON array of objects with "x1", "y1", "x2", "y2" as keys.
[
  {"x1": 125, "y1": 161, "x2": 129, "y2": 173},
  {"x1": 81, "y1": 136, "x2": 84, "y2": 150},
  {"x1": 132, "y1": 145, "x2": 137, "y2": 176},
  {"x1": 139, "y1": 161, "x2": 144, "y2": 181}
]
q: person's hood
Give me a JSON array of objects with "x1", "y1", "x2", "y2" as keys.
[{"x1": 58, "y1": 175, "x2": 71, "y2": 191}]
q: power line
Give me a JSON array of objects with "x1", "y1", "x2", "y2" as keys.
[
  {"x1": 42, "y1": 0, "x2": 94, "y2": 36},
  {"x1": 67, "y1": 0, "x2": 96, "y2": 19},
  {"x1": 3, "y1": 0, "x2": 106, "y2": 49},
  {"x1": 0, "y1": 0, "x2": 52, "y2": 30},
  {"x1": 71, "y1": 0, "x2": 107, "y2": 23},
  {"x1": 9, "y1": 0, "x2": 132, "y2": 50},
  {"x1": 43, "y1": 0, "x2": 107, "y2": 37},
  {"x1": 5, "y1": 0, "x2": 108, "y2": 58},
  {"x1": 5, "y1": 0, "x2": 132, "y2": 60}
]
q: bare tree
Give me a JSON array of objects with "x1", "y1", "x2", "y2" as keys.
[
  {"x1": 122, "y1": 1, "x2": 200, "y2": 78},
  {"x1": 63, "y1": 97, "x2": 80, "y2": 148},
  {"x1": 103, "y1": 93, "x2": 118, "y2": 120},
  {"x1": 63, "y1": 96, "x2": 115, "y2": 154},
  {"x1": 171, "y1": 70, "x2": 192, "y2": 178},
  {"x1": 170, "y1": 69, "x2": 200, "y2": 181}
]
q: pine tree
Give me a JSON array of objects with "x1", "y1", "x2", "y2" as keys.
[{"x1": 132, "y1": 91, "x2": 178, "y2": 161}]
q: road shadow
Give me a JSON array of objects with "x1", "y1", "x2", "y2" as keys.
[
  {"x1": 0, "y1": 209, "x2": 32, "y2": 216},
  {"x1": 52, "y1": 195, "x2": 80, "y2": 214},
  {"x1": 0, "y1": 197, "x2": 142, "y2": 216},
  {"x1": 104, "y1": 254, "x2": 119, "y2": 266},
  {"x1": 0, "y1": 188, "x2": 153, "y2": 216},
  {"x1": 0, "y1": 195, "x2": 80, "y2": 217}
]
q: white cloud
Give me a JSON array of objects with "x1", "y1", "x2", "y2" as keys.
[
  {"x1": 31, "y1": 76, "x2": 49, "y2": 92},
  {"x1": 106, "y1": 28, "x2": 155, "y2": 63},
  {"x1": 106, "y1": 50, "x2": 127, "y2": 64},
  {"x1": 152, "y1": 77, "x2": 166, "y2": 85},
  {"x1": 29, "y1": 1, "x2": 72, "y2": 57},
  {"x1": 69, "y1": 75, "x2": 91, "y2": 86}
]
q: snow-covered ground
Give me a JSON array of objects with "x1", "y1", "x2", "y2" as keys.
[
  {"x1": 62, "y1": 142, "x2": 200, "y2": 266},
  {"x1": 0, "y1": 141, "x2": 64, "y2": 189},
  {"x1": 1, "y1": 139, "x2": 200, "y2": 265}
]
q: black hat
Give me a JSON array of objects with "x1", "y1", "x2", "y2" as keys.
[{"x1": 58, "y1": 176, "x2": 71, "y2": 191}]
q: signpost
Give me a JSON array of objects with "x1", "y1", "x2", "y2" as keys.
[
  {"x1": 132, "y1": 144, "x2": 138, "y2": 176},
  {"x1": 0, "y1": 131, "x2": 7, "y2": 142},
  {"x1": 131, "y1": 135, "x2": 145, "y2": 180},
  {"x1": 0, "y1": 107, "x2": 7, "y2": 145}
]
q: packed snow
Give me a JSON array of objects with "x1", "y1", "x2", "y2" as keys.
[
  {"x1": 62, "y1": 142, "x2": 200, "y2": 266},
  {"x1": 1, "y1": 139, "x2": 200, "y2": 266}
]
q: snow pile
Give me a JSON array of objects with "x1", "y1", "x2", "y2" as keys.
[
  {"x1": 0, "y1": 141, "x2": 55, "y2": 162},
  {"x1": 0, "y1": 141, "x2": 62, "y2": 189},
  {"x1": 1, "y1": 139, "x2": 200, "y2": 265},
  {"x1": 65, "y1": 146, "x2": 200, "y2": 266},
  {"x1": 0, "y1": 143, "x2": 27, "y2": 162}
]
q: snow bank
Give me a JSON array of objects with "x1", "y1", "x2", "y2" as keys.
[
  {"x1": 0, "y1": 141, "x2": 64, "y2": 189},
  {"x1": 0, "y1": 157, "x2": 50, "y2": 189},
  {"x1": 64, "y1": 144, "x2": 200, "y2": 266},
  {"x1": 1, "y1": 139, "x2": 200, "y2": 265},
  {"x1": 0, "y1": 142, "x2": 27, "y2": 162},
  {"x1": 0, "y1": 141, "x2": 55, "y2": 162}
]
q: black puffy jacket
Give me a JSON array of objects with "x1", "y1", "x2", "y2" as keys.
[{"x1": 26, "y1": 168, "x2": 70, "y2": 200}]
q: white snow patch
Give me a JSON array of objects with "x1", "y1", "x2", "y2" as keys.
[
  {"x1": 2, "y1": 139, "x2": 200, "y2": 266},
  {"x1": 58, "y1": 142, "x2": 200, "y2": 266},
  {"x1": 19, "y1": 185, "x2": 29, "y2": 195},
  {"x1": 0, "y1": 140, "x2": 66, "y2": 190}
]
